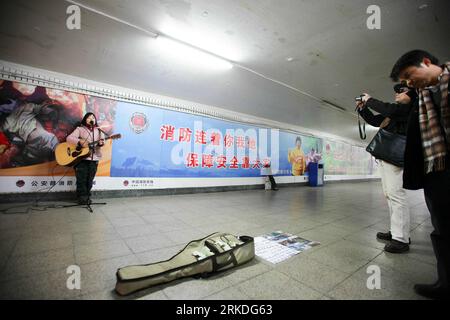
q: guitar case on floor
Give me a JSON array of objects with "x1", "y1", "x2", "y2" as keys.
[{"x1": 115, "y1": 232, "x2": 255, "y2": 296}]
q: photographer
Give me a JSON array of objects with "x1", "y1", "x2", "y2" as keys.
[{"x1": 355, "y1": 83, "x2": 417, "y2": 253}]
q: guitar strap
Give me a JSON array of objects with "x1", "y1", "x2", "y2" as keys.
[{"x1": 79, "y1": 126, "x2": 95, "y2": 160}]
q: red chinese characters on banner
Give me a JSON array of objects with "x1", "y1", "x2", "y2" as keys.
[
  {"x1": 210, "y1": 132, "x2": 221, "y2": 146},
  {"x1": 235, "y1": 136, "x2": 245, "y2": 149},
  {"x1": 247, "y1": 137, "x2": 257, "y2": 150},
  {"x1": 229, "y1": 156, "x2": 239, "y2": 169},
  {"x1": 160, "y1": 126, "x2": 258, "y2": 151},
  {"x1": 179, "y1": 128, "x2": 192, "y2": 142},
  {"x1": 262, "y1": 158, "x2": 270, "y2": 168},
  {"x1": 186, "y1": 153, "x2": 199, "y2": 167},
  {"x1": 159, "y1": 126, "x2": 262, "y2": 170},
  {"x1": 216, "y1": 155, "x2": 227, "y2": 168},
  {"x1": 202, "y1": 154, "x2": 214, "y2": 168},
  {"x1": 241, "y1": 156, "x2": 250, "y2": 169},
  {"x1": 252, "y1": 159, "x2": 261, "y2": 169},
  {"x1": 195, "y1": 130, "x2": 207, "y2": 145},
  {"x1": 183, "y1": 153, "x2": 260, "y2": 170},
  {"x1": 224, "y1": 134, "x2": 234, "y2": 148},
  {"x1": 160, "y1": 125, "x2": 175, "y2": 141}
]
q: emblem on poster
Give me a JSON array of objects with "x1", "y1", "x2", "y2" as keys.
[{"x1": 129, "y1": 112, "x2": 148, "y2": 134}]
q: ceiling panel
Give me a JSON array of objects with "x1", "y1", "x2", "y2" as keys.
[{"x1": 0, "y1": 0, "x2": 449, "y2": 142}]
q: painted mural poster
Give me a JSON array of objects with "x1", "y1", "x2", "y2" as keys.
[
  {"x1": 350, "y1": 145, "x2": 375, "y2": 175},
  {"x1": 322, "y1": 138, "x2": 374, "y2": 175},
  {"x1": 0, "y1": 80, "x2": 117, "y2": 177}
]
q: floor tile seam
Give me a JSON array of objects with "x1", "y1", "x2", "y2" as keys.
[
  {"x1": 322, "y1": 251, "x2": 385, "y2": 296},
  {"x1": 275, "y1": 260, "x2": 352, "y2": 295}
]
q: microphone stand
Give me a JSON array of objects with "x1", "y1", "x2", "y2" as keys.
[{"x1": 96, "y1": 126, "x2": 110, "y2": 138}]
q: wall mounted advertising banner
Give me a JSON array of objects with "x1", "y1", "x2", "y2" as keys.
[
  {"x1": 110, "y1": 104, "x2": 328, "y2": 178},
  {"x1": 110, "y1": 102, "x2": 282, "y2": 177},
  {"x1": 0, "y1": 79, "x2": 374, "y2": 193}
]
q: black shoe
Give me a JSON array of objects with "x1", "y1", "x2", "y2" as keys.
[
  {"x1": 414, "y1": 282, "x2": 450, "y2": 300},
  {"x1": 272, "y1": 188, "x2": 279, "y2": 191},
  {"x1": 376, "y1": 231, "x2": 392, "y2": 241},
  {"x1": 377, "y1": 231, "x2": 411, "y2": 244},
  {"x1": 384, "y1": 239, "x2": 409, "y2": 253}
]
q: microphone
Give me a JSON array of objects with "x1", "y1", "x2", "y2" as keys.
[{"x1": 89, "y1": 120, "x2": 95, "y2": 127}]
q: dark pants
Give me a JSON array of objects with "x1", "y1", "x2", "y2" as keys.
[
  {"x1": 423, "y1": 169, "x2": 450, "y2": 288},
  {"x1": 268, "y1": 175, "x2": 278, "y2": 189},
  {"x1": 74, "y1": 160, "x2": 98, "y2": 202}
]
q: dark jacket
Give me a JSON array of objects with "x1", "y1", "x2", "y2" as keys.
[
  {"x1": 360, "y1": 93, "x2": 425, "y2": 190},
  {"x1": 402, "y1": 87, "x2": 449, "y2": 190},
  {"x1": 358, "y1": 98, "x2": 412, "y2": 135},
  {"x1": 402, "y1": 102, "x2": 424, "y2": 190}
]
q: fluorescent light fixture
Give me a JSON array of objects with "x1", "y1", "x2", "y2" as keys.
[
  {"x1": 156, "y1": 36, "x2": 233, "y2": 70},
  {"x1": 159, "y1": 20, "x2": 239, "y2": 62},
  {"x1": 64, "y1": 2, "x2": 233, "y2": 70}
]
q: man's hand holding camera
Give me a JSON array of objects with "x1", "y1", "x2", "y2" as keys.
[{"x1": 355, "y1": 93, "x2": 371, "y2": 110}]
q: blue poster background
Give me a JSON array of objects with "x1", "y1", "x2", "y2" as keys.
[
  {"x1": 110, "y1": 102, "x2": 368, "y2": 178},
  {"x1": 111, "y1": 102, "x2": 279, "y2": 177},
  {"x1": 110, "y1": 102, "x2": 163, "y2": 177}
]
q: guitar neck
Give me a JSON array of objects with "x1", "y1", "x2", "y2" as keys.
[{"x1": 88, "y1": 134, "x2": 120, "y2": 148}]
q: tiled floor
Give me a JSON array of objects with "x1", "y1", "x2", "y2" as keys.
[{"x1": 0, "y1": 181, "x2": 436, "y2": 300}]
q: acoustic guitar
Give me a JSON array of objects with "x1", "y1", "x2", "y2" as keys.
[{"x1": 55, "y1": 133, "x2": 121, "y2": 166}]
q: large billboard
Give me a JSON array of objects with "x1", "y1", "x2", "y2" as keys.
[{"x1": 0, "y1": 80, "x2": 374, "y2": 192}]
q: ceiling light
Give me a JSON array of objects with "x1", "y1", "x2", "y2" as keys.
[
  {"x1": 156, "y1": 36, "x2": 233, "y2": 70},
  {"x1": 159, "y1": 20, "x2": 239, "y2": 61}
]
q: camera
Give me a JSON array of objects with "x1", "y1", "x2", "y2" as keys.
[
  {"x1": 355, "y1": 95, "x2": 365, "y2": 102},
  {"x1": 394, "y1": 83, "x2": 409, "y2": 94}
]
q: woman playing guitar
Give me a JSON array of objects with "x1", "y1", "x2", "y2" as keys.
[{"x1": 66, "y1": 112, "x2": 105, "y2": 205}]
